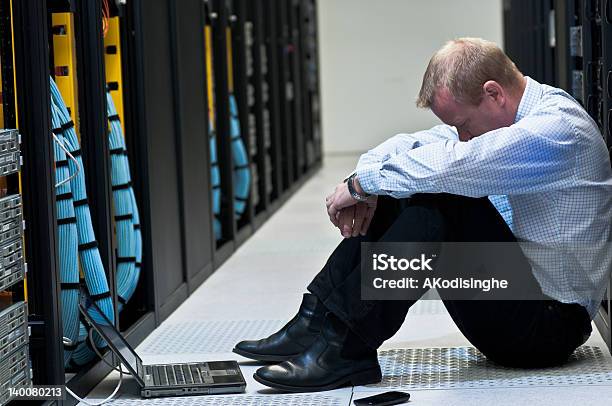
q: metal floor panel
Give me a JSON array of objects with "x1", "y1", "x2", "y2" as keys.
[
  {"x1": 139, "y1": 320, "x2": 284, "y2": 355},
  {"x1": 140, "y1": 302, "x2": 448, "y2": 356},
  {"x1": 365, "y1": 345, "x2": 612, "y2": 391},
  {"x1": 108, "y1": 394, "x2": 347, "y2": 405}
]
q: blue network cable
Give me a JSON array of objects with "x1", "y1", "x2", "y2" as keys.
[
  {"x1": 210, "y1": 122, "x2": 222, "y2": 239},
  {"x1": 51, "y1": 103, "x2": 80, "y2": 367},
  {"x1": 210, "y1": 95, "x2": 251, "y2": 240},
  {"x1": 229, "y1": 94, "x2": 251, "y2": 217},
  {"x1": 50, "y1": 78, "x2": 115, "y2": 366},
  {"x1": 105, "y1": 91, "x2": 142, "y2": 311}
]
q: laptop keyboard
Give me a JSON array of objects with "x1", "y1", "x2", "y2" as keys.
[{"x1": 147, "y1": 364, "x2": 208, "y2": 386}]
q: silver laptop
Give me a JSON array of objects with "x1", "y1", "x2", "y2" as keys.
[{"x1": 78, "y1": 291, "x2": 246, "y2": 398}]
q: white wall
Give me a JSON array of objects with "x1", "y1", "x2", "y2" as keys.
[{"x1": 317, "y1": 0, "x2": 503, "y2": 154}]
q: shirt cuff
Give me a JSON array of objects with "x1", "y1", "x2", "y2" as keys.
[
  {"x1": 343, "y1": 170, "x2": 356, "y2": 182},
  {"x1": 356, "y1": 163, "x2": 384, "y2": 195}
]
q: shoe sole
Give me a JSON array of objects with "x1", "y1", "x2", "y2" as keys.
[
  {"x1": 232, "y1": 347, "x2": 297, "y2": 363},
  {"x1": 252, "y1": 367, "x2": 382, "y2": 392}
]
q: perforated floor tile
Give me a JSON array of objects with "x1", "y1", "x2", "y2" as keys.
[
  {"x1": 108, "y1": 393, "x2": 347, "y2": 406},
  {"x1": 354, "y1": 385, "x2": 612, "y2": 406},
  {"x1": 361, "y1": 345, "x2": 612, "y2": 391},
  {"x1": 139, "y1": 305, "x2": 449, "y2": 356},
  {"x1": 138, "y1": 320, "x2": 284, "y2": 355}
]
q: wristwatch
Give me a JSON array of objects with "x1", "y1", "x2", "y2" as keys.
[{"x1": 345, "y1": 172, "x2": 370, "y2": 202}]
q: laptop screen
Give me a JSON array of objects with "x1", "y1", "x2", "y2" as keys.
[{"x1": 78, "y1": 290, "x2": 144, "y2": 385}]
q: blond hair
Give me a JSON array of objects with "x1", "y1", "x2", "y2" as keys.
[{"x1": 416, "y1": 38, "x2": 523, "y2": 108}]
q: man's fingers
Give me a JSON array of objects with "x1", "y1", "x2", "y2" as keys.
[
  {"x1": 325, "y1": 195, "x2": 333, "y2": 210},
  {"x1": 326, "y1": 196, "x2": 338, "y2": 226},
  {"x1": 328, "y1": 207, "x2": 339, "y2": 226},
  {"x1": 326, "y1": 193, "x2": 339, "y2": 226},
  {"x1": 337, "y1": 207, "x2": 355, "y2": 238},
  {"x1": 326, "y1": 181, "x2": 359, "y2": 229},
  {"x1": 328, "y1": 203, "x2": 339, "y2": 222},
  {"x1": 352, "y1": 203, "x2": 367, "y2": 237}
]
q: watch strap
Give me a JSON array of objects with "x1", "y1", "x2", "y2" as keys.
[
  {"x1": 347, "y1": 173, "x2": 370, "y2": 201},
  {"x1": 343, "y1": 170, "x2": 356, "y2": 183}
]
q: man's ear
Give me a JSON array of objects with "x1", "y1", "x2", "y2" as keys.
[{"x1": 483, "y1": 81, "x2": 505, "y2": 106}]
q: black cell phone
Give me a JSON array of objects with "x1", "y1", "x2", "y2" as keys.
[{"x1": 353, "y1": 391, "x2": 411, "y2": 406}]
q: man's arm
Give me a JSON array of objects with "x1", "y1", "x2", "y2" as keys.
[
  {"x1": 332, "y1": 124, "x2": 458, "y2": 237},
  {"x1": 356, "y1": 124, "x2": 459, "y2": 170},
  {"x1": 355, "y1": 110, "x2": 577, "y2": 198}
]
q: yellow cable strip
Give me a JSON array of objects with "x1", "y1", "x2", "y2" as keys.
[{"x1": 205, "y1": 25, "x2": 216, "y2": 129}]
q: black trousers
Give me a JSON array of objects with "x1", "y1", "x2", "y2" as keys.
[{"x1": 308, "y1": 194, "x2": 592, "y2": 368}]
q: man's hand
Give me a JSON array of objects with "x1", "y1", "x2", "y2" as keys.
[
  {"x1": 333, "y1": 197, "x2": 378, "y2": 238},
  {"x1": 337, "y1": 205, "x2": 355, "y2": 238},
  {"x1": 352, "y1": 196, "x2": 378, "y2": 237},
  {"x1": 325, "y1": 181, "x2": 358, "y2": 226}
]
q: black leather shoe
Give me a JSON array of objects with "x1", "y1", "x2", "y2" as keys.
[
  {"x1": 233, "y1": 293, "x2": 326, "y2": 362},
  {"x1": 253, "y1": 312, "x2": 381, "y2": 392}
]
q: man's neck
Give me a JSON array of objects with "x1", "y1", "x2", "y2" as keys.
[{"x1": 510, "y1": 76, "x2": 528, "y2": 123}]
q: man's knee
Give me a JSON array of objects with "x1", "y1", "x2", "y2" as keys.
[{"x1": 482, "y1": 345, "x2": 575, "y2": 368}]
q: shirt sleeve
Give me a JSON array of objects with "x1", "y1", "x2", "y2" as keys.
[
  {"x1": 356, "y1": 109, "x2": 578, "y2": 198},
  {"x1": 356, "y1": 124, "x2": 459, "y2": 169}
]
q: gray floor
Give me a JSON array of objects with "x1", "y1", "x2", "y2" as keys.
[{"x1": 83, "y1": 155, "x2": 612, "y2": 405}]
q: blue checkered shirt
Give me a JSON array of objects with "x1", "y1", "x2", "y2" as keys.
[{"x1": 356, "y1": 77, "x2": 612, "y2": 317}]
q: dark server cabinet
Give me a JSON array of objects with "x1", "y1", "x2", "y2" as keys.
[
  {"x1": 288, "y1": 0, "x2": 306, "y2": 177},
  {"x1": 503, "y1": 0, "x2": 556, "y2": 85},
  {"x1": 276, "y1": 0, "x2": 295, "y2": 191},
  {"x1": 505, "y1": 0, "x2": 612, "y2": 353},
  {"x1": 169, "y1": 0, "x2": 215, "y2": 293},
  {"x1": 128, "y1": 0, "x2": 187, "y2": 322},
  {"x1": 114, "y1": 0, "x2": 157, "y2": 336},
  {"x1": 593, "y1": 1, "x2": 612, "y2": 351},
  {"x1": 73, "y1": 0, "x2": 118, "y2": 323},
  {"x1": 263, "y1": 0, "x2": 284, "y2": 204},
  {"x1": 298, "y1": 0, "x2": 322, "y2": 165},
  {"x1": 8, "y1": 1, "x2": 324, "y2": 401},
  {"x1": 246, "y1": 0, "x2": 273, "y2": 217},
  {"x1": 11, "y1": 0, "x2": 65, "y2": 390},
  {"x1": 231, "y1": 0, "x2": 256, "y2": 233},
  {"x1": 599, "y1": 0, "x2": 612, "y2": 147},
  {"x1": 210, "y1": 0, "x2": 238, "y2": 253}
]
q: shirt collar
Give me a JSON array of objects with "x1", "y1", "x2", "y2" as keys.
[{"x1": 514, "y1": 76, "x2": 541, "y2": 124}]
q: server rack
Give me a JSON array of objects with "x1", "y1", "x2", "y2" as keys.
[
  {"x1": 596, "y1": 0, "x2": 610, "y2": 352},
  {"x1": 11, "y1": 0, "x2": 64, "y2": 397},
  {"x1": 263, "y1": 0, "x2": 285, "y2": 208},
  {"x1": 231, "y1": 0, "x2": 256, "y2": 233},
  {"x1": 505, "y1": 0, "x2": 612, "y2": 354},
  {"x1": 246, "y1": 0, "x2": 272, "y2": 222},
  {"x1": 277, "y1": 0, "x2": 295, "y2": 192},
  {"x1": 2, "y1": 1, "x2": 322, "y2": 403},
  {"x1": 104, "y1": 4, "x2": 152, "y2": 332},
  {"x1": 168, "y1": 0, "x2": 215, "y2": 293},
  {"x1": 0, "y1": 1, "x2": 32, "y2": 401},
  {"x1": 557, "y1": 0, "x2": 612, "y2": 353},
  {"x1": 299, "y1": 0, "x2": 323, "y2": 166},
  {"x1": 288, "y1": 0, "x2": 306, "y2": 178},
  {"x1": 209, "y1": 0, "x2": 238, "y2": 258},
  {"x1": 73, "y1": 0, "x2": 117, "y2": 325},
  {"x1": 503, "y1": 0, "x2": 556, "y2": 85}
]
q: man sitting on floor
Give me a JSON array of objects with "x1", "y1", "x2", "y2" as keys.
[{"x1": 234, "y1": 37, "x2": 612, "y2": 392}]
